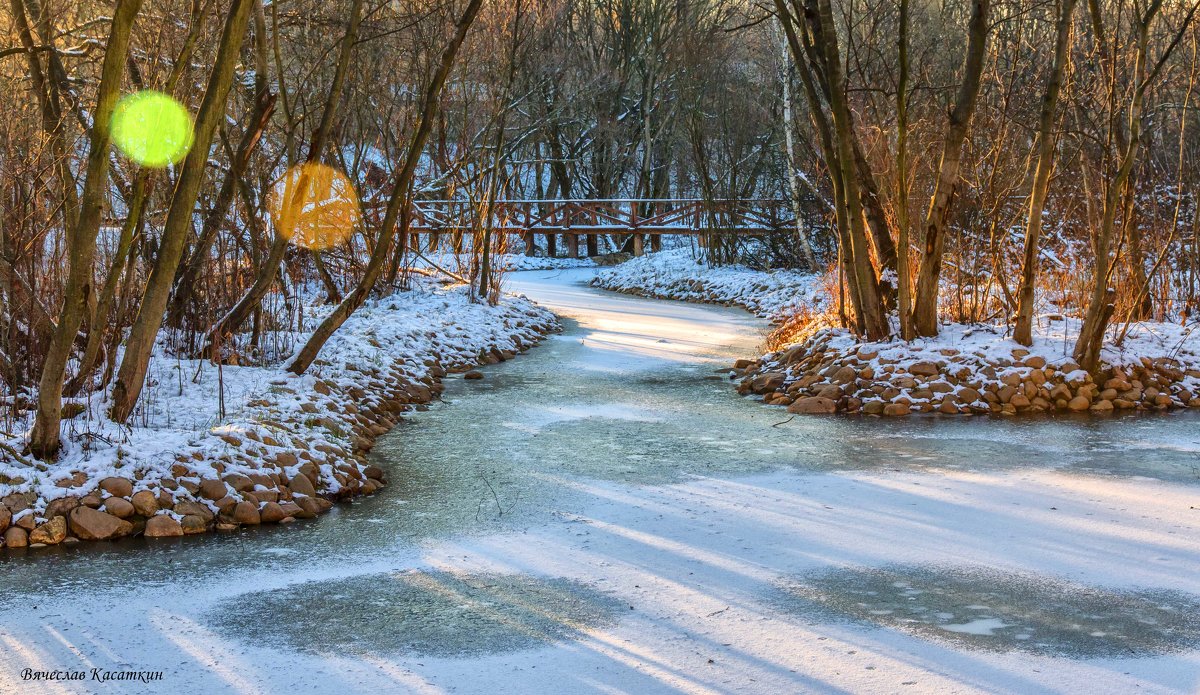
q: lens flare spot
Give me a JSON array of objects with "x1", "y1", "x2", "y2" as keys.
[
  {"x1": 111, "y1": 91, "x2": 194, "y2": 167},
  {"x1": 268, "y1": 163, "x2": 361, "y2": 250}
]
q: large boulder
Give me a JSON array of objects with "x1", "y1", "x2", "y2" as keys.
[
  {"x1": 288, "y1": 472, "x2": 317, "y2": 498},
  {"x1": 3, "y1": 492, "x2": 34, "y2": 514},
  {"x1": 98, "y1": 477, "x2": 133, "y2": 498},
  {"x1": 144, "y1": 515, "x2": 184, "y2": 538},
  {"x1": 44, "y1": 496, "x2": 79, "y2": 520},
  {"x1": 232, "y1": 501, "x2": 260, "y2": 525},
  {"x1": 29, "y1": 516, "x2": 67, "y2": 545},
  {"x1": 198, "y1": 479, "x2": 228, "y2": 501},
  {"x1": 4, "y1": 526, "x2": 28, "y2": 548},
  {"x1": 131, "y1": 490, "x2": 159, "y2": 517},
  {"x1": 173, "y1": 500, "x2": 214, "y2": 522},
  {"x1": 180, "y1": 515, "x2": 208, "y2": 535},
  {"x1": 102, "y1": 497, "x2": 135, "y2": 519},
  {"x1": 750, "y1": 372, "x2": 786, "y2": 395},
  {"x1": 259, "y1": 502, "x2": 287, "y2": 524},
  {"x1": 787, "y1": 397, "x2": 838, "y2": 415},
  {"x1": 294, "y1": 496, "x2": 323, "y2": 518},
  {"x1": 69, "y1": 506, "x2": 133, "y2": 541},
  {"x1": 832, "y1": 366, "x2": 858, "y2": 384},
  {"x1": 223, "y1": 474, "x2": 254, "y2": 492}
]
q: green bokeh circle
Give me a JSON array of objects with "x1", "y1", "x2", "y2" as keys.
[{"x1": 111, "y1": 91, "x2": 194, "y2": 167}]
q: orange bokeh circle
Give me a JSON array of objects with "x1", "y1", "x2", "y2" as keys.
[{"x1": 268, "y1": 163, "x2": 361, "y2": 250}]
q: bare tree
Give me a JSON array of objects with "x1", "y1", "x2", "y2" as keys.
[
  {"x1": 28, "y1": 0, "x2": 143, "y2": 458},
  {"x1": 911, "y1": 0, "x2": 992, "y2": 337}
]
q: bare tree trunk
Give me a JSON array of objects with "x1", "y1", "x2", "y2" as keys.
[
  {"x1": 1013, "y1": 0, "x2": 1077, "y2": 346},
  {"x1": 852, "y1": 141, "x2": 897, "y2": 295},
  {"x1": 477, "y1": 0, "x2": 525, "y2": 302},
  {"x1": 774, "y1": 0, "x2": 866, "y2": 331},
  {"x1": 168, "y1": 87, "x2": 276, "y2": 329},
  {"x1": 911, "y1": 0, "x2": 991, "y2": 337},
  {"x1": 210, "y1": 0, "x2": 360, "y2": 341},
  {"x1": 1123, "y1": 193, "x2": 1153, "y2": 319},
  {"x1": 895, "y1": 0, "x2": 913, "y2": 339},
  {"x1": 810, "y1": 0, "x2": 889, "y2": 339},
  {"x1": 29, "y1": 0, "x2": 144, "y2": 458},
  {"x1": 287, "y1": 0, "x2": 485, "y2": 375},
  {"x1": 70, "y1": 0, "x2": 211, "y2": 390},
  {"x1": 109, "y1": 0, "x2": 255, "y2": 423},
  {"x1": 778, "y1": 30, "x2": 819, "y2": 271},
  {"x1": 1074, "y1": 0, "x2": 1180, "y2": 373},
  {"x1": 65, "y1": 174, "x2": 151, "y2": 396}
]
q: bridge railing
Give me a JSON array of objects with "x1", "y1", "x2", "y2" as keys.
[{"x1": 365, "y1": 198, "x2": 796, "y2": 236}]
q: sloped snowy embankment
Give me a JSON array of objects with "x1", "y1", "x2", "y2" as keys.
[
  {"x1": 0, "y1": 279, "x2": 557, "y2": 547},
  {"x1": 590, "y1": 247, "x2": 824, "y2": 320}
]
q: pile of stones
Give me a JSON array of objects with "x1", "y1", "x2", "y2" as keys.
[{"x1": 736, "y1": 329, "x2": 1200, "y2": 417}]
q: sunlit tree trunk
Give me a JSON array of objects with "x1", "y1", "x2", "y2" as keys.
[
  {"x1": 109, "y1": 0, "x2": 255, "y2": 423},
  {"x1": 29, "y1": 0, "x2": 144, "y2": 458},
  {"x1": 810, "y1": 0, "x2": 889, "y2": 339},
  {"x1": 1074, "y1": 0, "x2": 1180, "y2": 373},
  {"x1": 912, "y1": 0, "x2": 991, "y2": 337},
  {"x1": 895, "y1": 0, "x2": 913, "y2": 339},
  {"x1": 1013, "y1": 0, "x2": 1078, "y2": 346}
]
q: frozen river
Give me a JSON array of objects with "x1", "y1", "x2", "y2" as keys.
[{"x1": 1, "y1": 268, "x2": 1198, "y2": 694}]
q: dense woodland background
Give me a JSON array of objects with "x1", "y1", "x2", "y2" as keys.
[{"x1": 3, "y1": 0, "x2": 1200, "y2": 459}]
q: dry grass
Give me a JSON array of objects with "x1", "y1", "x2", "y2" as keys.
[{"x1": 765, "y1": 267, "x2": 839, "y2": 352}]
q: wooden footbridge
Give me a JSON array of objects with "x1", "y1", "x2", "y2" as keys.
[{"x1": 381, "y1": 198, "x2": 797, "y2": 256}]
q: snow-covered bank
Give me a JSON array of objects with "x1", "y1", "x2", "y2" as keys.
[
  {"x1": 739, "y1": 318, "x2": 1200, "y2": 416},
  {"x1": 588, "y1": 250, "x2": 1200, "y2": 418},
  {"x1": 590, "y1": 247, "x2": 824, "y2": 319},
  {"x1": 0, "y1": 280, "x2": 557, "y2": 549}
]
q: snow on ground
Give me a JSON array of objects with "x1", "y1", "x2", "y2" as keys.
[
  {"x1": 591, "y1": 247, "x2": 824, "y2": 320},
  {"x1": 0, "y1": 269, "x2": 1197, "y2": 694},
  {"x1": 412, "y1": 251, "x2": 596, "y2": 274},
  {"x1": 0, "y1": 277, "x2": 557, "y2": 516},
  {"x1": 808, "y1": 315, "x2": 1200, "y2": 376}
]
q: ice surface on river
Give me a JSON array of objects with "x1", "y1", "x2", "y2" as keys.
[
  {"x1": 776, "y1": 564, "x2": 1200, "y2": 657},
  {"x1": 0, "y1": 268, "x2": 1197, "y2": 694}
]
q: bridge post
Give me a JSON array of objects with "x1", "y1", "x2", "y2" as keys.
[
  {"x1": 632, "y1": 234, "x2": 644, "y2": 257},
  {"x1": 564, "y1": 203, "x2": 578, "y2": 257}
]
